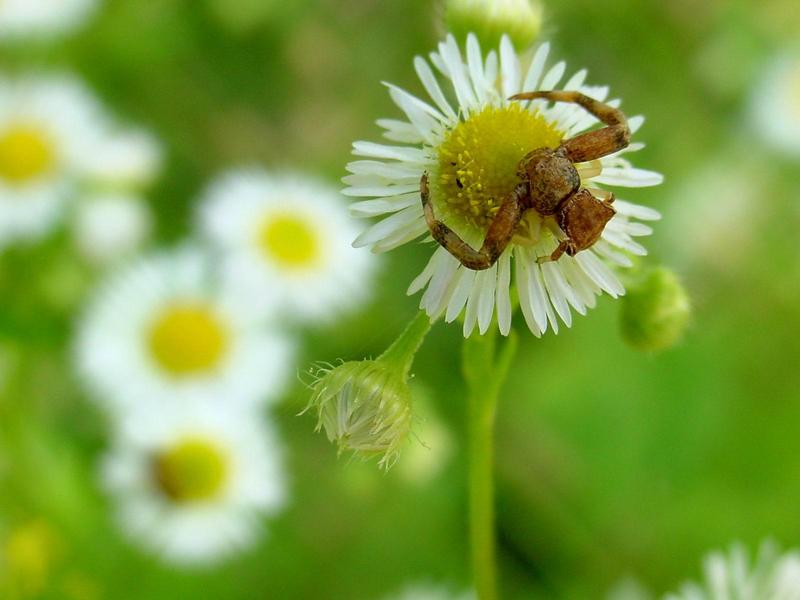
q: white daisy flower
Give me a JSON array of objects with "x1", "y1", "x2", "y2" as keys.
[
  {"x1": 750, "y1": 50, "x2": 800, "y2": 158},
  {"x1": 101, "y1": 404, "x2": 286, "y2": 566},
  {"x1": 0, "y1": 75, "x2": 106, "y2": 249},
  {"x1": 344, "y1": 34, "x2": 663, "y2": 337},
  {"x1": 72, "y1": 193, "x2": 153, "y2": 266},
  {"x1": 78, "y1": 127, "x2": 163, "y2": 190},
  {"x1": 0, "y1": 0, "x2": 99, "y2": 40},
  {"x1": 198, "y1": 170, "x2": 376, "y2": 323},
  {"x1": 665, "y1": 541, "x2": 800, "y2": 600},
  {"x1": 76, "y1": 247, "x2": 294, "y2": 415}
]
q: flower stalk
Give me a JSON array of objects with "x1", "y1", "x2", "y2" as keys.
[{"x1": 462, "y1": 328, "x2": 518, "y2": 600}]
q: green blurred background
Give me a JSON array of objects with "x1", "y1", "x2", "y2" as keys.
[{"x1": 2, "y1": 0, "x2": 800, "y2": 598}]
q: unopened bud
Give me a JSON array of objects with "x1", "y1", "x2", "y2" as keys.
[
  {"x1": 445, "y1": 0, "x2": 544, "y2": 52},
  {"x1": 308, "y1": 360, "x2": 413, "y2": 469},
  {"x1": 305, "y1": 312, "x2": 433, "y2": 469},
  {"x1": 620, "y1": 267, "x2": 691, "y2": 352}
]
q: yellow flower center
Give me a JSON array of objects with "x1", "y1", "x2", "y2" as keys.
[
  {"x1": 259, "y1": 212, "x2": 320, "y2": 269},
  {"x1": 432, "y1": 103, "x2": 562, "y2": 236},
  {"x1": 147, "y1": 303, "x2": 229, "y2": 376},
  {"x1": 153, "y1": 437, "x2": 229, "y2": 503},
  {"x1": 0, "y1": 125, "x2": 57, "y2": 184}
]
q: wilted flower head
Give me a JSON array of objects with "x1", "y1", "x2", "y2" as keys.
[
  {"x1": 620, "y1": 267, "x2": 690, "y2": 352},
  {"x1": 445, "y1": 0, "x2": 543, "y2": 51},
  {"x1": 665, "y1": 541, "x2": 800, "y2": 600},
  {"x1": 305, "y1": 311, "x2": 432, "y2": 469}
]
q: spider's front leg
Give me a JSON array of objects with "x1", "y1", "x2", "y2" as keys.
[
  {"x1": 420, "y1": 173, "x2": 526, "y2": 271},
  {"x1": 509, "y1": 90, "x2": 630, "y2": 163}
]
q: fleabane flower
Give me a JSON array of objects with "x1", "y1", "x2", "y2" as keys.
[
  {"x1": 0, "y1": 75, "x2": 105, "y2": 248},
  {"x1": 198, "y1": 170, "x2": 376, "y2": 324},
  {"x1": 750, "y1": 50, "x2": 800, "y2": 158},
  {"x1": 665, "y1": 541, "x2": 800, "y2": 600},
  {"x1": 101, "y1": 404, "x2": 286, "y2": 566},
  {"x1": 75, "y1": 247, "x2": 294, "y2": 415},
  {"x1": 0, "y1": 74, "x2": 163, "y2": 252},
  {"x1": 344, "y1": 34, "x2": 662, "y2": 337},
  {"x1": 0, "y1": 0, "x2": 99, "y2": 41}
]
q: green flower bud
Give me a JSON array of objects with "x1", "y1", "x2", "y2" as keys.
[
  {"x1": 620, "y1": 267, "x2": 691, "y2": 353},
  {"x1": 308, "y1": 360, "x2": 412, "y2": 469},
  {"x1": 445, "y1": 0, "x2": 544, "y2": 51},
  {"x1": 305, "y1": 312, "x2": 433, "y2": 469}
]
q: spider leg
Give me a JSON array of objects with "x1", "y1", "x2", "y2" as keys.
[
  {"x1": 509, "y1": 90, "x2": 630, "y2": 163},
  {"x1": 539, "y1": 240, "x2": 572, "y2": 264},
  {"x1": 420, "y1": 173, "x2": 526, "y2": 271}
]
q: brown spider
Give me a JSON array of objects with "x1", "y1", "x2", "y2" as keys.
[{"x1": 420, "y1": 90, "x2": 631, "y2": 271}]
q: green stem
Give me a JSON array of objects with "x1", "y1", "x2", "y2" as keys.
[
  {"x1": 378, "y1": 311, "x2": 433, "y2": 377},
  {"x1": 463, "y1": 330, "x2": 518, "y2": 600}
]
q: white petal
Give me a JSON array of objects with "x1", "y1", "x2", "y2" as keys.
[
  {"x1": 445, "y1": 267, "x2": 476, "y2": 323},
  {"x1": 353, "y1": 206, "x2": 421, "y2": 247},
  {"x1": 593, "y1": 167, "x2": 664, "y2": 187},
  {"x1": 414, "y1": 56, "x2": 457, "y2": 121},
  {"x1": 349, "y1": 194, "x2": 419, "y2": 217},
  {"x1": 613, "y1": 200, "x2": 662, "y2": 221},
  {"x1": 352, "y1": 141, "x2": 429, "y2": 164},
  {"x1": 477, "y1": 265, "x2": 497, "y2": 335},
  {"x1": 521, "y1": 43, "x2": 551, "y2": 95},
  {"x1": 496, "y1": 252, "x2": 512, "y2": 336},
  {"x1": 576, "y1": 251, "x2": 625, "y2": 297},
  {"x1": 500, "y1": 35, "x2": 521, "y2": 99}
]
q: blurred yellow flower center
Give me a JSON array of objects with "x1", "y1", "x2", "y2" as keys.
[
  {"x1": 4, "y1": 519, "x2": 60, "y2": 596},
  {"x1": 259, "y1": 213, "x2": 320, "y2": 268},
  {"x1": 433, "y1": 103, "x2": 562, "y2": 234},
  {"x1": 153, "y1": 437, "x2": 229, "y2": 503},
  {"x1": 148, "y1": 304, "x2": 228, "y2": 376},
  {"x1": 0, "y1": 125, "x2": 57, "y2": 184}
]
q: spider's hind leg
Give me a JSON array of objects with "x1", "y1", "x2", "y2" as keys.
[
  {"x1": 509, "y1": 90, "x2": 631, "y2": 163},
  {"x1": 420, "y1": 173, "x2": 525, "y2": 271}
]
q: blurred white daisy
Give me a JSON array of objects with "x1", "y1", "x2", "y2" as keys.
[
  {"x1": 344, "y1": 34, "x2": 662, "y2": 337},
  {"x1": 665, "y1": 541, "x2": 800, "y2": 600},
  {"x1": 198, "y1": 170, "x2": 376, "y2": 323},
  {"x1": 385, "y1": 584, "x2": 475, "y2": 600},
  {"x1": 76, "y1": 247, "x2": 293, "y2": 414},
  {"x1": 101, "y1": 404, "x2": 286, "y2": 566},
  {"x1": 72, "y1": 193, "x2": 153, "y2": 266},
  {"x1": 0, "y1": 75, "x2": 105, "y2": 248},
  {"x1": 0, "y1": 74, "x2": 163, "y2": 252},
  {"x1": 750, "y1": 50, "x2": 800, "y2": 158},
  {"x1": 0, "y1": 0, "x2": 99, "y2": 40}
]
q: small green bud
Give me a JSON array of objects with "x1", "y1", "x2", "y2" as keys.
[
  {"x1": 305, "y1": 312, "x2": 433, "y2": 469},
  {"x1": 445, "y1": 0, "x2": 544, "y2": 51},
  {"x1": 620, "y1": 267, "x2": 691, "y2": 353},
  {"x1": 307, "y1": 360, "x2": 413, "y2": 469}
]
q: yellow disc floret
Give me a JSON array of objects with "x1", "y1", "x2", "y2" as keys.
[
  {"x1": 432, "y1": 103, "x2": 562, "y2": 235},
  {"x1": 0, "y1": 125, "x2": 57, "y2": 185},
  {"x1": 153, "y1": 437, "x2": 229, "y2": 503},
  {"x1": 148, "y1": 303, "x2": 229, "y2": 376},
  {"x1": 259, "y1": 213, "x2": 320, "y2": 269}
]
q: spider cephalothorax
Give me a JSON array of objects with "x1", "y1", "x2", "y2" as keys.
[{"x1": 421, "y1": 90, "x2": 631, "y2": 270}]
